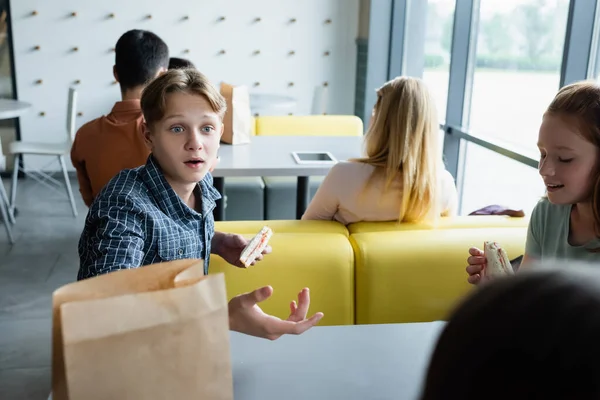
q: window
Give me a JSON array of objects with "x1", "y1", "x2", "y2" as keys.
[
  {"x1": 460, "y1": 143, "x2": 545, "y2": 215},
  {"x1": 468, "y1": 0, "x2": 570, "y2": 154},
  {"x1": 592, "y1": 2, "x2": 600, "y2": 80},
  {"x1": 423, "y1": 0, "x2": 456, "y2": 123}
]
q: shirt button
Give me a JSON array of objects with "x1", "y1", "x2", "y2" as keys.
[{"x1": 178, "y1": 248, "x2": 184, "y2": 256}]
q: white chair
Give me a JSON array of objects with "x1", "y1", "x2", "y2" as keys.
[
  {"x1": 8, "y1": 87, "x2": 78, "y2": 217},
  {"x1": 311, "y1": 84, "x2": 329, "y2": 115},
  {"x1": 0, "y1": 136, "x2": 14, "y2": 243}
]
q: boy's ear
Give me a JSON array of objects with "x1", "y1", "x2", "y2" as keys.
[
  {"x1": 219, "y1": 123, "x2": 224, "y2": 137},
  {"x1": 113, "y1": 65, "x2": 119, "y2": 82},
  {"x1": 155, "y1": 67, "x2": 168, "y2": 78},
  {"x1": 142, "y1": 121, "x2": 153, "y2": 147}
]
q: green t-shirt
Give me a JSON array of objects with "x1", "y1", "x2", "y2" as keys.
[{"x1": 526, "y1": 198, "x2": 600, "y2": 263}]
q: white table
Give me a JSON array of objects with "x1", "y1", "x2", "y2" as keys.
[
  {"x1": 249, "y1": 94, "x2": 297, "y2": 114},
  {"x1": 212, "y1": 135, "x2": 363, "y2": 220},
  {"x1": 49, "y1": 322, "x2": 445, "y2": 400},
  {"x1": 230, "y1": 322, "x2": 444, "y2": 400},
  {"x1": 0, "y1": 98, "x2": 31, "y2": 119}
]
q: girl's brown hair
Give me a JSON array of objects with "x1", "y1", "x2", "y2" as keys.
[{"x1": 545, "y1": 80, "x2": 600, "y2": 240}]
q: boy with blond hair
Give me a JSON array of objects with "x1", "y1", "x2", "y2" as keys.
[{"x1": 78, "y1": 68, "x2": 323, "y2": 339}]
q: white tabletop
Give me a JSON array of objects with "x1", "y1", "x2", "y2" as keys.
[
  {"x1": 0, "y1": 98, "x2": 32, "y2": 119},
  {"x1": 213, "y1": 135, "x2": 363, "y2": 177},
  {"x1": 49, "y1": 322, "x2": 444, "y2": 400},
  {"x1": 231, "y1": 322, "x2": 444, "y2": 400}
]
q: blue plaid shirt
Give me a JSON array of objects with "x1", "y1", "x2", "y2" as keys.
[{"x1": 77, "y1": 155, "x2": 221, "y2": 280}]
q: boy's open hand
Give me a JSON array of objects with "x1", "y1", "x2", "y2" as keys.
[{"x1": 228, "y1": 286, "x2": 324, "y2": 340}]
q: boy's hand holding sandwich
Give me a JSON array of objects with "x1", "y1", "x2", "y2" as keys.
[{"x1": 212, "y1": 229, "x2": 272, "y2": 268}]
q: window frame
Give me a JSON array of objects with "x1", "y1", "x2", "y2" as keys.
[{"x1": 364, "y1": 0, "x2": 600, "y2": 211}]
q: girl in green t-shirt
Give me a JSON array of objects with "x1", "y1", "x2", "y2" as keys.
[{"x1": 467, "y1": 81, "x2": 600, "y2": 283}]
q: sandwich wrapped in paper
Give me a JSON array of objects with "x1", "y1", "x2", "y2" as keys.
[
  {"x1": 482, "y1": 241, "x2": 514, "y2": 279},
  {"x1": 239, "y1": 226, "x2": 273, "y2": 268}
]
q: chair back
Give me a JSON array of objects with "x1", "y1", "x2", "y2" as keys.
[
  {"x1": 66, "y1": 87, "x2": 77, "y2": 142},
  {"x1": 255, "y1": 115, "x2": 364, "y2": 137},
  {"x1": 311, "y1": 85, "x2": 329, "y2": 115}
]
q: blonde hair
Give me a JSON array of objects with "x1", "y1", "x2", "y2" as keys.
[
  {"x1": 141, "y1": 68, "x2": 227, "y2": 126},
  {"x1": 354, "y1": 76, "x2": 441, "y2": 223},
  {"x1": 545, "y1": 80, "x2": 600, "y2": 247}
]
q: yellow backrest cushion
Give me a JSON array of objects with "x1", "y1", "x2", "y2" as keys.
[
  {"x1": 255, "y1": 115, "x2": 363, "y2": 136},
  {"x1": 215, "y1": 219, "x2": 349, "y2": 237},
  {"x1": 352, "y1": 227, "x2": 527, "y2": 324},
  {"x1": 348, "y1": 216, "x2": 530, "y2": 234},
  {"x1": 209, "y1": 233, "x2": 355, "y2": 326}
]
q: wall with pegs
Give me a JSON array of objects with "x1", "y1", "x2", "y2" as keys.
[{"x1": 9, "y1": 0, "x2": 360, "y2": 171}]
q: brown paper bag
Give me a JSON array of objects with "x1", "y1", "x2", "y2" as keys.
[
  {"x1": 51, "y1": 259, "x2": 233, "y2": 400},
  {"x1": 220, "y1": 82, "x2": 252, "y2": 144}
]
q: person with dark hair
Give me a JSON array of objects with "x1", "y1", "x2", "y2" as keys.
[
  {"x1": 71, "y1": 29, "x2": 169, "y2": 206},
  {"x1": 421, "y1": 264, "x2": 600, "y2": 400},
  {"x1": 168, "y1": 57, "x2": 196, "y2": 70}
]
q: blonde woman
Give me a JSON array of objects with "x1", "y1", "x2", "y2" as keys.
[{"x1": 302, "y1": 76, "x2": 458, "y2": 224}]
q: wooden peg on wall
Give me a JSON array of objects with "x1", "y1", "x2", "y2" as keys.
[
  {"x1": 254, "y1": 17, "x2": 262, "y2": 23},
  {"x1": 253, "y1": 50, "x2": 261, "y2": 55},
  {"x1": 288, "y1": 82, "x2": 295, "y2": 87},
  {"x1": 254, "y1": 113, "x2": 260, "y2": 117},
  {"x1": 77, "y1": 112, "x2": 83, "y2": 117},
  {"x1": 253, "y1": 82, "x2": 260, "y2": 87},
  {"x1": 218, "y1": 49, "x2": 226, "y2": 55},
  {"x1": 33, "y1": 45, "x2": 41, "y2": 51},
  {"x1": 324, "y1": 18, "x2": 332, "y2": 24},
  {"x1": 72, "y1": 47, "x2": 79, "y2": 52},
  {"x1": 39, "y1": 111, "x2": 46, "y2": 117},
  {"x1": 71, "y1": 12, "x2": 77, "y2": 17},
  {"x1": 217, "y1": 16, "x2": 226, "y2": 22},
  {"x1": 108, "y1": 13, "x2": 115, "y2": 19},
  {"x1": 182, "y1": 15, "x2": 190, "y2": 20},
  {"x1": 146, "y1": 14, "x2": 152, "y2": 20},
  {"x1": 112, "y1": 80, "x2": 118, "y2": 85},
  {"x1": 183, "y1": 49, "x2": 190, "y2": 54},
  {"x1": 31, "y1": 10, "x2": 38, "y2": 16},
  {"x1": 288, "y1": 50, "x2": 296, "y2": 56},
  {"x1": 74, "y1": 79, "x2": 81, "y2": 85},
  {"x1": 289, "y1": 18, "x2": 297, "y2": 23},
  {"x1": 324, "y1": 51, "x2": 331, "y2": 56},
  {"x1": 35, "y1": 79, "x2": 43, "y2": 85},
  {"x1": 323, "y1": 81, "x2": 329, "y2": 87}
]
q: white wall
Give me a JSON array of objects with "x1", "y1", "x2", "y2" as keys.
[{"x1": 9, "y1": 0, "x2": 359, "y2": 170}]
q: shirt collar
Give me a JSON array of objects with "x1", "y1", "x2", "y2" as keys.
[
  {"x1": 141, "y1": 155, "x2": 221, "y2": 219},
  {"x1": 110, "y1": 99, "x2": 141, "y2": 113}
]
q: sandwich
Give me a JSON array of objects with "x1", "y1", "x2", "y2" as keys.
[
  {"x1": 482, "y1": 241, "x2": 514, "y2": 279},
  {"x1": 239, "y1": 226, "x2": 273, "y2": 268}
]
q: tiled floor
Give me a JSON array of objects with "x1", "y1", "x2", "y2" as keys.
[{"x1": 0, "y1": 176, "x2": 86, "y2": 400}]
